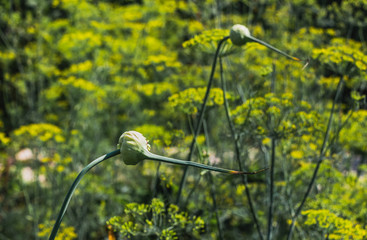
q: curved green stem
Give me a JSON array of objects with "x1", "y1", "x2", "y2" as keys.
[
  {"x1": 146, "y1": 152, "x2": 268, "y2": 175},
  {"x1": 176, "y1": 36, "x2": 230, "y2": 205},
  {"x1": 48, "y1": 149, "x2": 120, "y2": 240}
]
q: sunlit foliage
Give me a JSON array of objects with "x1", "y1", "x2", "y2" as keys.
[{"x1": 1, "y1": 0, "x2": 367, "y2": 239}]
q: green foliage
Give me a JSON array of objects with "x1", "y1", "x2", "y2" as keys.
[
  {"x1": 232, "y1": 93, "x2": 321, "y2": 139},
  {"x1": 169, "y1": 87, "x2": 226, "y2": 115},
  {"x1": 107, "y1": 198, "x2": 204, "y2": 239},
  {"x1": 340, "y1": 110, "x2": 367, "y2": 153},
  {"x1": 302, "y1": 209, "x2": 367, "y2": 239},
  {"x1": 312, "y1": 38, "x2": 367, "y2": 74},
  {"x1": 182, "y1": 29, "x2": 237, "y2": 56},
  {"x1": 1, "y1": 0, "x2": 367, "y2": 239}
]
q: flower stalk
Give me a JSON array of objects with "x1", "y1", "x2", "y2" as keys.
[
  {"x1": 48, "y1": 150, "x2": 120, "y2": 240},
  {"x1": 49, "y1": 131, "x2": 267, "y2": 239},
  {"x1": 220, "y1": 57, "x2": 265, "y2": 240},
  {"x1": 230, "y1": 24, "x2": 301, "y2": 62},
  {"x1": 146, "y1": 151, "x2": 268, "y2": 175},
  {"x1": 176, "y1": 36, "x2": 230, "y2": 204}
]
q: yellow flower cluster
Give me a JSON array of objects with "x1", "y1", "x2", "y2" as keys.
[
  {"x1": 137, "y1": 82, "x2": 177, "y2": 98},
  {"x1": 40, "y1": 153, "x2": 72, "y2": 173},
  {"x1": 58, "y1": 31, "x2": 102, "y2": 60},
  {"x1": 339, "y1": 110, "x2": 367, "y2": 153},
  {"x1": 302, "y1": 209, "x2": 367, "y2": 239},
  {"x1": 156, "y1": 0, "x2": 195, "y2": 15},
  {"x1": 182, "y1": 29, "x2": 237, "y2": 56},
  {"x1": 169, "y1": 87, "x2": 226, "y2": 115},
  {"x1": 319, "y1": 76, "x2": 340, "y2": 89},
  {"x1": 232, "y1": 93, "x2": 319, "y2": 138},
  {"x1": 107, "y1": 198, "x2": 204, "y2": 239},
  {"x1": 313, "y1": 38, "x2": 367, "y2": 71},
  {"x1": 0, "y1": 51, "x2": 16, "y2": 61},
  {"x1": 134, "y1": 124, "x2": 174, "y2": 147},
  {"x1": 66, "y1": 60, "x2": 93, "y2": 74},
  {"x1": 59, "y1": 76, "x2": 98, "y2": 92},
  {"x1": 143, "y1": 54, "x2": 182, "y2": 70},
  {"x1": 183, "y1": 29, "x2": 229, "y2": 48},
  {"x1": 13, "y1": 123, "x2": 65, "y2": 143},
  {"x1": 0, "y1": 132, "x2": 11, "y2": 146},
  {"x1": 38, "y1": 222, "x2": 77, "y2": 240}
]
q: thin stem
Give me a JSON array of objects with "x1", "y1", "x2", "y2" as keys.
[
  {"x1": 146, "y1": 152, "x2": 267, "y2": 175},
  {"x1": 247, "y1": 35, "x2": 301, "y2": 62},
  {"x1": 267, "y1": 137, "x2": 276, "y2": 240},
  {"x1": 287, "y1": 76, "x2": 344, "y2": 240},
  {"x1": 176, "y1": 36, "x2": 230, "y2": 205},
  {"x1": 152, "y1": 162, "x2": 161, "y2": 198},
  {"x1": 327, "y1": 110, "x2": 354, "y2": 151},
  {"x1": 208, "y1": 172, "x2": 224, "y2": 240},
  {"x1": 271, "y1": 63, "x2": 276, "y2": 93},
  {"x1": 183, "y1": 174, "x2": 202, "y2": 208},
  {"x1": 220, "y1": 57, "x2": 265, "y2": 240},
  {"x1": 267, "y1": 63, "x2": 277, "y2": 240},
  {"x1": 202, "y1": 118, "x2": 224, "y2": 240},
  {"x1": 180, "y1": 115, "x2": 204, "y2": 204},
  {"x1": 48, "y1": 149, "x2": 120, "y2": 240}
]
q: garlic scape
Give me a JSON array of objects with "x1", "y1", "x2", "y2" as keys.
[
  {"x1": 119, "y1": 131, "x2": 268, "y2": 175},
  {"x1": 230, "y1": 24, "x2": 301, "y2": 62},
  {"x1": 49, "y1": 131, "x2": 267, "y2": 240},
  {"x1": 49, "y1": 149, "x2": 120, "y2": 240},
  {"x1": 146, "y1": 152, "x2": 268, "y2": 175}
]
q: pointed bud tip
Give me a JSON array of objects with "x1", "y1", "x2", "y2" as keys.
[
  {"x1": 229, "y1": 170, "x2": 244, "y2": 175},
  {"x1": 230, "y1": 167, "x2": 269, "y2": 175}
]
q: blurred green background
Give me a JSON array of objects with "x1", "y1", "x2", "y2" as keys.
[{"x1": 1, "y1": 0, "x2": 367, "y2": 239}]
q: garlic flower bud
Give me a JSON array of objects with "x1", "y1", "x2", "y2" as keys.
[
  {"x1": 118, "y1": 131, "x2": 151, "y2": 165},
  {"x1": 230, "y1": 24, "x2": 251, "y2": 46},
  {"x1": 117, "y1": 131, "x2": 268, "y2": 175}
]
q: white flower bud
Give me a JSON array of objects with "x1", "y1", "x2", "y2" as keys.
[
  {"x1": 230, "y1": 24, "x2": 251, "y2": 46},
  {"x1": 118, "y1": 131, "x2": 151, "y2": 165}
]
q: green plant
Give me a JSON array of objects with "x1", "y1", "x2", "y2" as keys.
[
  {"x1": 48, "y1": 131, "x2": 266, "y2": 239},
  {"x1": 302, "y1": 209, "x2": 367, "y2": 239},
  {"x1": 2, "y1": 1, "x2": 367, "y2": 239},
  {"x1": 107, "y1": 198, "x2": 205, "y2": 239}
]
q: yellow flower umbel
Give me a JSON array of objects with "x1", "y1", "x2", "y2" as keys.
[{"x1": 118, "y1": 131, "x2": 151, "y2": 165}]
